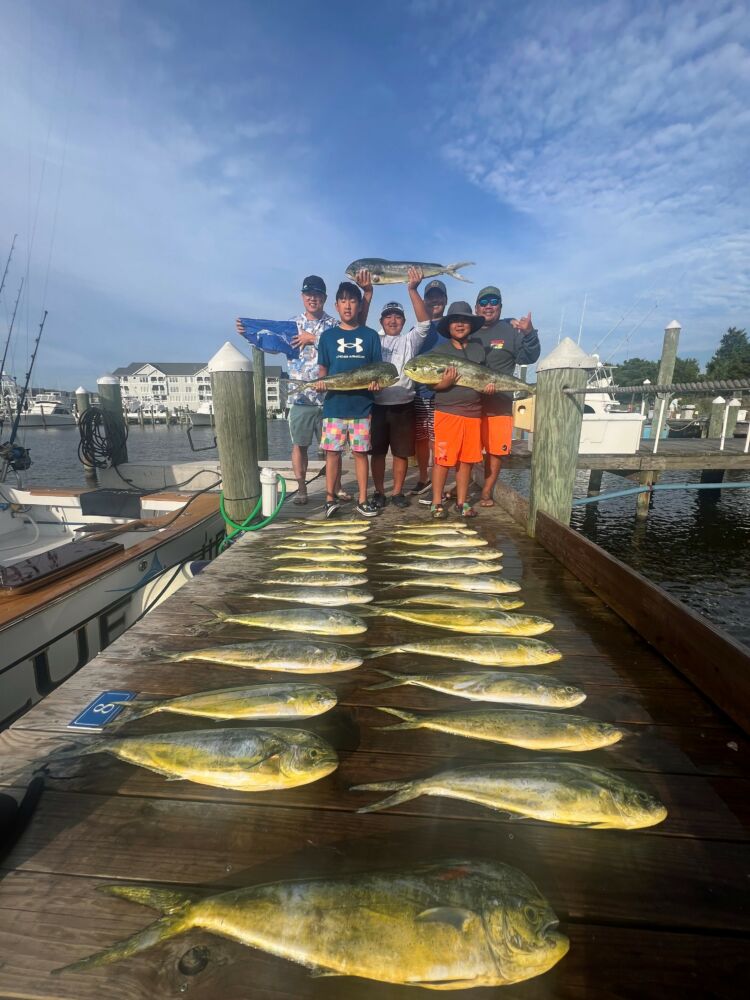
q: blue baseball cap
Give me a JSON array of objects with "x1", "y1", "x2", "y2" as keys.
[{"x1": 424, "y1": 279, "x2": 447, "y2": 297}]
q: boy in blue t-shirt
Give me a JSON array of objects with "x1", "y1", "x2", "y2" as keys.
[{"x1": 315, "y1": 281, "x2": 382, "y2": 518}]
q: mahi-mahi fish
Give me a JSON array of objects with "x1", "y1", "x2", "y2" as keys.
[
  {"x1": 117, "y1": 683, "x2": 337, "y2": 722},
  {"x1": 346, "y1": 258, "x2": 475, "y2": 285},
  {"x1": 404, "y1": 353, "x2": 533, "y2": 395},
  {"x1": 271, "y1": 571, "x2": 368, "y2": 586},
  {"x1": 366, "y1": 669, "x2": 585, "y2": 708},
  {"x1": 155, "y1": 639, "x2": 362, "y2": 672},
  {"x1": 382, "y1": 534, "x2": 488, "y2": 549},
  {"x1": 353, "y1": 762, "x2": 665, "y2": 828},
  {"x1": 243, "y1": 586, "x2": 374, "y2": 606},
  {"x1": 386, "y1": 591, "x2": 524, "y2": 610},
  {"x1": 287, "y1": 362, "x2": 398, "y2": 393},
  {"x1": 76, "y1": 727, "x2": 338, "y2": 791},
  {"x1": 365, "y1": 607, "x2": 553, "y2": 636},
  {"x1": 271, "y1": 551, "x2": 367, "y2": 563},
  {"x1": 383, "y1": 575, "x2": 521, "y2": 594},
  {"x1": 375, "y1": 707, "x2": 623, "y2": 751},
  {"x1": 270, "y1": 563, "x2": 367, "y2": 575},
  {"x1": 54, "y1": 860, "x2": 568, "y2": 988},
  {"x1": 200, "y1": 607, "x2": 367, "y2": 636},
  {"x1": 365, "y1": 636, "x2": 560, "y2": 666},
  {"x1": 377, "y1": 560, "x2": 503, "y2": 576},
  {"x1": 379, "y1": 548, "x2": 502, "y2": 561}
]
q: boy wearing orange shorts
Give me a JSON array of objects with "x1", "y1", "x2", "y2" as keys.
[{"x1": 428, "y1": 301, "x2": 493, "y2": 519}]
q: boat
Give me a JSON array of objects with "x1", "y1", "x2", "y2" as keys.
[
  {"x1": 578, "y1": 361, "x2": 646, "y2": 454},
  {"x1": 187, "y1": 400, "x2": 215, "y2": 426},
  {"x1": 13, "y1": 392, "x2": 77, "y2": 428},
  {"x1": 0, "y1": 477, "x2": 224, "y2": 727}
]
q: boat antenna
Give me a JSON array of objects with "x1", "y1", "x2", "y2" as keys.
[
  {"x1": 577, "y1": 293, "x2": 588, "y2": 345},
  {"x1": 0, "y1": 234, "x2": 17, "y2": 302},
  {"x1": 0, "y1": 278, "x2": 24, "y2": 381},
  {"x1": 557, "y1": 306, "x2": 565, "y2": 345},
  {"x1": 8, "y1": 309, "x2": 47, "y2": 447}
]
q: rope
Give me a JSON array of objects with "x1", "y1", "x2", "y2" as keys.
[
  {"x1": 77, "y1": 405, "x2": 128, "y2": 470},
  {"x1": 565, "y1": 379, "x2": 750, "y2": 396}
]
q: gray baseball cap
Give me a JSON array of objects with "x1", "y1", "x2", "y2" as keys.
[{"x1": 424, "y1": 279, "x2": 447, "y2": 297}]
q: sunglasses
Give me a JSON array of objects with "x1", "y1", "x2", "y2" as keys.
[{"x1": 478, "y1": 296, "x2": 501, "y2": 307}]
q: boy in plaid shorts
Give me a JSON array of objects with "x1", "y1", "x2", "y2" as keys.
[{"x1": 315, "y1": 282, "x2": 383, "y2": 519}]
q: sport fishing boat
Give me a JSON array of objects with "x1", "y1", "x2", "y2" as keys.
[
  {"x1": 13, "y1": 392, "x2": 77, "y2": 428},
  {"x1": 187, "y1": 400, "x2": 215, "y2": 426},
  {"x1": 0, "y1": 474, "x2": 224, "y2": 728},
  {"x1": 578, "y1": 360, "x2": 645, "y2": 454}
]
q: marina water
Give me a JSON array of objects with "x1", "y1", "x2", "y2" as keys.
[{"x1": 14, "y1": 422, "x2": 749, "y2": 649}]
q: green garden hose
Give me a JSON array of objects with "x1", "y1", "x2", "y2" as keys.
[{"x1": 219, "y1": 474, "x2": 287, "y2": 550}]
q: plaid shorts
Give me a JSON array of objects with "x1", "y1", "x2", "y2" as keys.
[
  {"x1": 320, "y1": 416, "x2": 371, "y2": 453},
  {"x1": 414, "y1": 395, "x2": 435, "y2": 443}
]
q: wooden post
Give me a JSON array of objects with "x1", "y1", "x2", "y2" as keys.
[
  {"x1": 210, "y1": 342, "x2": 260, "y2": 524},
  {"x1": 707, "y1": 396, "x2": 726, "y2": 438},
  {"x1": 636, "y1": 469, "x2": 659, "y2": 518},
  {"x1": 587, "y1": 469, "x2": 603, "y2": 496},
  {"x1": 75, "y1": 386, "x2": 97, "y2": 483},
  {"x1": 251, "y1": 346, "x2": 268, "y2": 461},
  {"x1": 651, "y1": 320, "x2": 680, "y2": 443},
  {"x1": 527, "y1": 338, "x2": 596, "y2": 537},
  {"x1": 96, "y1": 375, "x2": 128, "y2": 465}
]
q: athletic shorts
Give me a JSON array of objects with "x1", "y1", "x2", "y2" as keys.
[
  {"x1": 370, "y1": 402, "x2": 416, "y2": 458},
  {"x1": 414, "y1": 395, "x2": 435, "y2": 443},
  {"x1": 288, "y1": 404, "x2": 323, "y2": 448},
  {"x1": 433, "y1": 411, "x2": 482, "y2": 467},
  {"x1": 321, "y1": 416, "x2": 371, "y2": 453},
  {"x1": 481, "y1": 414, "x2": 513, "y2": 457}
]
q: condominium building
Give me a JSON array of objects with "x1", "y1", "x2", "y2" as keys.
[{"x1": 112, "y1": 362, "x2": 288, "y2": 413}]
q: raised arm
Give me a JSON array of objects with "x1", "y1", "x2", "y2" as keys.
[
  {"x1": 511, "y1": 312, "x2": 541, "y2": 365},
  {"x1": 407, "y1": 266, "x2": 429, "y2": 323},
  {"x1": 355, "y1": 269, "x2": 374, "y2": 327}
]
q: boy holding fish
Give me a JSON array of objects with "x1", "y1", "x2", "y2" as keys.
[{"x1": 314, "y1": 282, "x2": 383, "y2": 519}]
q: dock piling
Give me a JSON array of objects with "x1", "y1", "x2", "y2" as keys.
[
  {"x1": 209, "y1": 341, "x2": 260, "y2": 524},
  {"x1": 96, "y1": 375, "x2": 128, "y2": 466},
  {"x1": 251, "y1": 346, "x2": 269, "y2": 461},
  {"x1": 708, "y1": 396, "x2": 726, "y2": 438},
  {"x1": 651, "y1": 320, "x2": 680, "y2": 443},
  {"x1": 527, "y1": 337, "x2": 596, "y2": 537}
]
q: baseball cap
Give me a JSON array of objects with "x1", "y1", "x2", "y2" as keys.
[
  {"x1": 301, "y1": 275, "x2": 326, "y2": 295},
  {"x1": 476, "y1": 285, "x2": 502, "y2": 304},
  {"x1": 424, "y1": 279, "x2": 447, "y2": 297},
  {"x1": 380, "y1": 301, "x2": 405, "y2": 318}
]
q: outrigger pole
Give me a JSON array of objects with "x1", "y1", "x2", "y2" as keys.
[
  {"x1": 0, "y1": 234, "x2": 17, "y2": 302},
  {"x1": 0, "y1": 279, "x2": 24, "y2": 434},
  {"x1": 8, "y1": 310, "x2": 48, "y2": 447}
]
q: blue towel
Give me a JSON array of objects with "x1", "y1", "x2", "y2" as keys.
[{"x1": 237, "y1": 318, "x2": 300, "y2": 360}]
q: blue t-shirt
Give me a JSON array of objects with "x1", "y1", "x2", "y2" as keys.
[
  {"x1": 318, "y1": 324, "x2": 383, "y2": 419},
  {"x1": 415, "y1": 320, "x2": 442, "y2": 400}
]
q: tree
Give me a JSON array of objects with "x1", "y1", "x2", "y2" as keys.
[
  {"x1": 706, "y1": 327, "x2": 750, "y2": 380},
  {"x1": 673, "y1": 357, "x2": 701, "y2": 382},
  {"x1": 611, "y1": 358, "x2": 658, "y2": 386}
]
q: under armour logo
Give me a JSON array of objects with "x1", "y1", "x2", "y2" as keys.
[{"x1": 337, "y1": 337, "x2": 363, "y2": 353}]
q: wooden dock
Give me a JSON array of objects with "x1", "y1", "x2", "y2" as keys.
[
  {"x1": 504, "y1": 437, "x2": 750, "y2": 472},
  {"x1": 1, "y1": 494, "x2": 749, "y2": 998}
]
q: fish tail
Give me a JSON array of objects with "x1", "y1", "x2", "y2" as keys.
[
  {"x1": 351, "y1": 780, "x2": 420, "y2": 813},
  {"x1": 361, "y1": 646, "x2": 397, "y2": 660},
  {"x1": 364, "y1": 670, "x2": 407, "y2": 690},
  {"x1": 150, "y1": 649, "x2": 182, "y2": 661},
  {"x1": 445, "y1": 261, "x2": 475, "y2": 283},
  {"x1": 194, "y1": 604, "x2": 227, "y2": 626},
  {"x1": 51, "y1": 891, "x2": 193, "y2": 975},
  {"x1": 115, "y1": 700, "x2": 159, "y2": 723},
  {"x1": 373, "y1": 706, "x2": 420, "y2": 730}
]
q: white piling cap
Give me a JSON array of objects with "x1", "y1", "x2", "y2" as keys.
[
  {"x1": 665, "y1": 319, "x2": 681, "y2": 331},
  {"x1": 75, "y1": 386, "x2": 89, "y2": 394},
  {"x1": 537, "y1": 337, "x2": 597, "y2": 372},
  {"x1": 97, "y1": 375, "x2": 120, "y2": 385},
  {"x1": 712, "y1": 396, "x2": 726, "y2": 404},
  {"x1": 209, "y1": 341, "x2": 252, "y2": 373},
  {"x1": 729, "y1": 397, "x2": 742, "y2": 407}
]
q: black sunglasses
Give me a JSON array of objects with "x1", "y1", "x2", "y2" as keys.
[{"x1": 478, "y1": 295, "x2": 501, "y2": 307}]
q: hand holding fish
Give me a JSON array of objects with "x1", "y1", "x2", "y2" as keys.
[
  {"x1": 312, "y1": 379, "x2": 327, "y2": 392},
  {"x1": 354, "y1": 268, "x2": 373, "y2": 294},
  {"x1": 369, "y1": 380, "x2": 381, "y2": 392},
  {"x1": 483, "y1": 381, "x2": 496, "y2": 394},
  {"x1": 511, "y1": 312, "x2": 534, "y2": 334},
  {"x1": 407, "y1": 265, "x2": 424, "y2": 290},
  {"x1": 433, "y1": 365, "x2": 460, "y2": 390}
]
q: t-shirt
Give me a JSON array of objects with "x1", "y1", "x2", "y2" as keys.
[
  {"x1": 428, "y1": 338, "x2": 487, "y2": 417},
  {"x1": 374, "y1": 320, "x2": 430, "y2": 405},
  {"x1": 474, "y1": 319, "x2": 541, "y2": 416},
  {"x1": 414, "y1": 320, "x2": 442, "y2": 400},
  {"x1": 287, "y1": 311, "x2": 337, "y2": 407},
  {"x1": 317, "y1": 324, "x2": 382, "y2": 419}
]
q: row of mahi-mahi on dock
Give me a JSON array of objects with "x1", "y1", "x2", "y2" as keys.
[{"x1": 52, "y1": 517, "x2": 667, "y2": 987}]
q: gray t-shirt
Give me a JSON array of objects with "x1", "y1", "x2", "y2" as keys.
[
  {"x1": 428, "y1": 338, "x2": 487, "y2": 417},
  {"x1": 474, "y1": 319, "x2": 540, "y2": 416}
]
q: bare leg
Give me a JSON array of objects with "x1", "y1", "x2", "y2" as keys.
[
  {"x1": 353, "y1": 452, "x2": 370, "y2": 504},
  {"x1": 325, "y1": 451, "x2": 341, "y2": 501},
  {"x1": 392, "y1": 456, "x2": 408, "y2": 495},
  {"x1": 416, "y1": 437, "x2": 430, "y2": 482},
  {"x1": 431, "y1": 464, "x2": 450, "y2": 506},
  {"x1": 291, "y1": 444, "x2": 309, "y2": 495},
  {"x1": 481, "y1": 453, "x2": 502, "y2": 502},
  {"x1": 456, "y1": 461, "x2": 474, "y2": 507},
  {"x1": 371, "y1": 454, "x2": 386, "y2": 494}
]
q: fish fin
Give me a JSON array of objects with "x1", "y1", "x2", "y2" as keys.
[
  {"x1": 309, "y1": 969, "x2": 343, "y2": 978},
  {"x1": 415, "y1": 906, "x2": 476, "y2": 932},
  {"x1": 101, "y1": 884, "x2": 199, "y2": 914},
  {"x1": 444, "y1": 262, "x2": 475, "y2": 283},
  {"x1": 115, "y1": 700, "x2": 159, "y2": 724},
  {"x1": 364, "y1": 670, "x2": 408, "y2": 690},
  {"x1": 352, "y1": 780, "x2": 421, "y2": 814},
  {"x1": 51, "y1": 904, "x2": 192, "y2": 975}
]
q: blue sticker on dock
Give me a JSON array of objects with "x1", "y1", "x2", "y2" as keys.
[{"x1": 67, "y1": 691, "x2": 137, "y2": 732}]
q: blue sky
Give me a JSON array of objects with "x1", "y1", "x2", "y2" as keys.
[{"x1": 1, "y1": 0, "x2": 748, "y2": 389}]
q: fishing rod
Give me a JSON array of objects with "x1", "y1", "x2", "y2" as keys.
[
  {"x1": 8, "y1": 310, "x2": 48, "y2": 447},
  {"x1": 0, "y1": 279, "x2": 24, "y2": 381},
  {"x1": 0, "y1": 234, "x2": 17, "y2": 302}
]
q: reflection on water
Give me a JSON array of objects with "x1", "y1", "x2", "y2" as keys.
[{"x1": 503, "y1": 468, "x2": 750, "y2": 649}]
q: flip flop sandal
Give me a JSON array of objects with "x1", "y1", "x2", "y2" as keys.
[
  {"x1": 460, "y1": 503, "x2": 478, "y2": 518},
  {"x1": 431, "y1": 504, "x2": 448, "y2": 520},
  {"x1": 479, "y1": 498, "x2": 495, "y2": 507}
]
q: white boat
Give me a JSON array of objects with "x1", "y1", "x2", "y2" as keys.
[
  {"x1": 187, "y1": 400, "x2": 215, "y2": 426},
  {"x1": 0, "y1": 479, "x2": 224, "y2": 727},
  {"x1": 13, "y1": 393, "x2": 78, "y2": 428},
  {"x1": 579, "y1": 363, "x2": 646, "y2": 455}
]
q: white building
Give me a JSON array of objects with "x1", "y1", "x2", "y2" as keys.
[{"x1": 112, "y1": 362, "x2": 288, "y2": 413}]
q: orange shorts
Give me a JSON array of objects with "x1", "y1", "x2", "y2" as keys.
[
  {"x1": 434, "y1": 411, "x2": 482, "y2": 467},
  {"x1": 481, "y1": 414, "x2": 513, "y2": 457}
]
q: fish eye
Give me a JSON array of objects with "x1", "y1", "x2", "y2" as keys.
[
  {"x1": 524, "y1": 905, "x2": 539, "y2": 923},
  {"x1": 308, "y1": 748, "x2": 321, "y2": 760}
]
